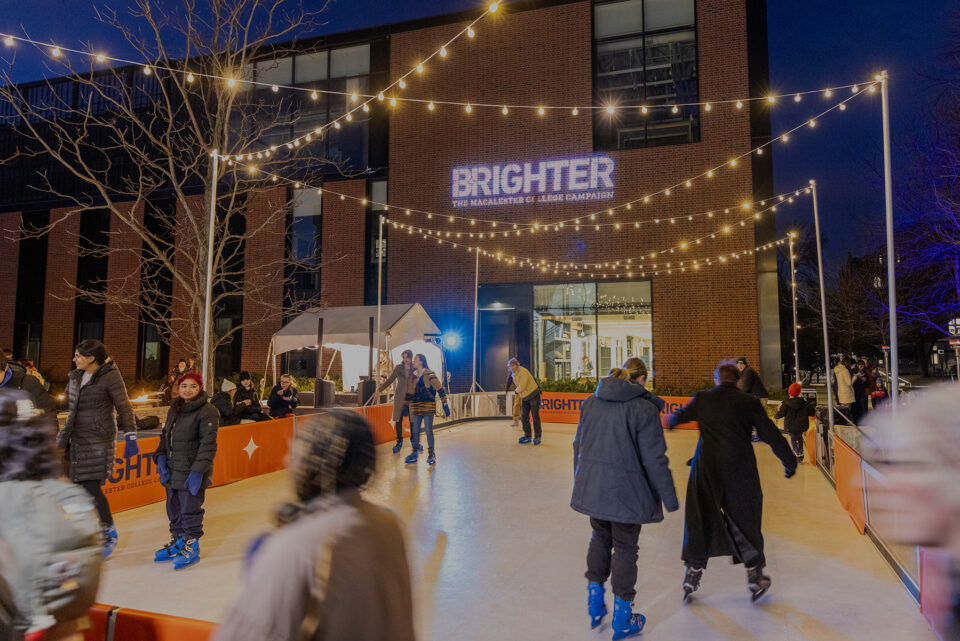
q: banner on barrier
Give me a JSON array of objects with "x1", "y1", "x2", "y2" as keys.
[{"x1": 539, "y1": 393, "x2": 696, "y2": 429}]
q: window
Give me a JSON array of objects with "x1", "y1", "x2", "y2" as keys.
[
  {"x1": 593, "y1": 0, "x2": 699, "y2": 150},
  {"x1": 74, "y1": 209, "x2": 110, "y2": 346},
  {"x1": 533, "y1": 281, "x2": 652, "y2": 381},
  {"x1": 288, "y1": 188, "x2": 322, "y2": 302},
  {"x1": 330, "y1": 44, "x2": 370, "y2": 78},
  {"x1": 364, "y1": 180, "x2": 387, "y2": 305},
  {"x1": 296, "y1": 51, "x2": 328, "y2": 84},
  {"x1": 13, "y1": 211, "x2": 49, "y2": 365},
  {"x1": 256, "y1": 57, "x2": 293, "y2": 86}
]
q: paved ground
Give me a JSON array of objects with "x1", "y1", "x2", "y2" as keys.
[{"x1": 100, "y1": 420, "x2": 935, "y2": 641}]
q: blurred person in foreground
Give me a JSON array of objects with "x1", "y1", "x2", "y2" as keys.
[
  {"x1": 213, "y1": 410, "x2": 415, "y2": 641},
  {"x1": 871, "y1": 385, "x2": 960, "y2": 640},
  {"x1": 572, "y1": 358, "x2": 678, "y2": 640},
  {"x1": 671, "y1": 364, "x2": 797, "y2": 603},
  {"x1": 0, "y1": 390, "x2": 101, "y2": 641}
]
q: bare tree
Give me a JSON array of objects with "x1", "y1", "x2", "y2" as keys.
[{"x1": 0, "y1": 0, "x2": 353, "y2": 382}]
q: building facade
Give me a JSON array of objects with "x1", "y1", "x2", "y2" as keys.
[{"x1": 0, "y1": 0, "x2": 780, "y2": 391}]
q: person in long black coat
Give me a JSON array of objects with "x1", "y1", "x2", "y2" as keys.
[{"x1": 670, "y1": 364, "x2": 797, "y2": 602}]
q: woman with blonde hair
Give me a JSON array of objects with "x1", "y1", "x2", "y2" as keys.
[
  {"x1": 571, "y1": 357, "x2": 678, "y2": 640},
  {"x1": 267, "y1": 374, "x2": 300, "y2": 418}
]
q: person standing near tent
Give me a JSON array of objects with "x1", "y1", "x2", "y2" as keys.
[
  {"x1": 671, "y1": 364, "x2": 797, "y2": 603},
  {"x1": 377, "y1": 350, "x2": 415, "y2": 454},
  {"x1": 404, "y1": 355, "x2": 449, "y2": 466},
  {"x1": 508, "y1": 358, "x2": 542, "y2": 445}
]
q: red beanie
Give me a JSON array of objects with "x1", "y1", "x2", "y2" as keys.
[
  {"x1": 176, "y1": 372, "x2": 205, "y2": 392},
  {"x1": 788, "y1": 382, "x2": 802, "y2": 398}
]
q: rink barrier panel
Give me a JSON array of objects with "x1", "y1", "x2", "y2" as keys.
[
  {"x1": 84, "y1": 604, "x2": 215, "y2": 641},
  {"x1": 832, "y1": 437, "x2": 866, "y2": 534}
]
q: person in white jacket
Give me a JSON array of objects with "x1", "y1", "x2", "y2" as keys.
[{"x1": 834, "y1": 357, "x2": 856, "y2": 409}]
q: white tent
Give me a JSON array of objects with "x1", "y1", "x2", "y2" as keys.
[{"x1": 268, "y1": 303, "x2": 443, "y2": 392}]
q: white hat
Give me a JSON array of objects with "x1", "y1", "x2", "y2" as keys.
[{"x1": 221, "y1": 379, "x2": 237, "y2": 392}]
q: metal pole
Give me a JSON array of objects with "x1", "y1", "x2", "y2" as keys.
[
  {"x1": 376, "y1": 214, "x2": 383, "y2": 363},
  {"x1": 880, "y1": 70, "x2": 900, "y2": 413},
  {"x1": 954, "y1": 346, "x2": 959, "y2": 382},
  {"x1": 201, "y1": 151, "x2": 219, "y2": 388},
  {"x1": 314, "y1": 317, "x2": 324, "y2": 407},
  {"x1": 789, "y1": 234, "x2": 800, "y2": 383},
  {"x1": 471, "y1": 249, "x2": 480, "y2": 393},
  {"x1": 810, "y1": 181, "x2": 834, "y2": 431}
]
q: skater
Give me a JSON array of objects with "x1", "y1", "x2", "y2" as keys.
[
  {"x1": 0, "y1": 389, "x2": 103, "y2": 641},
  {"x1": 671, "y1": 364, "x2": 797, "y2": 603},
  {"x1": 508, "y1": 358, "x2": 542, "y2": 445},
  {"x1": 572, "y1": 358, "x2": 679, "y2": 639},
  {"x1": 505, "y1": 367, "x2": 521, "y2": 427},
  {"x1": 267, "y1": 374, "x2": 300, "y2": 418},
  {"x1": 234, "y1": 372, "x2": 269, "y2": 422},
  {"x1": 403, "y1": 354, "x2": 449, "y2": 466},
  {"x1": 212, "y1": 410, "x2": 415, "y2": 641},
  {"x1": 211, "y1": 379, "x2": 243, "y2": 427},
  {"x1": 775, "y1": 382, "x2": 815, "y2": 461},
  {"x1": 152, "y1": 372, "x2": 220, "y2": 570},
  {"x1": 376, "y1": 349, "x2": 415, "y2": 453},
  {"x1": 736, "y1": 357, "x2": 768, "y2": 442},
  {"x1": 58, "y1": 339, "x2": 139, "y2": 558}
]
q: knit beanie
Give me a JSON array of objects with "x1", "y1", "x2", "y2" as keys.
[
  {"x1": 221, "y1": 379, "x2": 237, "y2": 393},
  {"x1": 788, "y1": 382, "x2": 802, "y2": 398}
]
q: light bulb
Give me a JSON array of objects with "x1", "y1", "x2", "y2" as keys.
[
  {"x1": 143, "y1": 66, "x2": 152, "y2": 75},
  {"x1": 757, "y1": 147, "x2": 764, "y2": 155},
  {"x1": 665, "y1": 189, "x2": 671, "y2": 196},
  {"x1": 671, "y1": 105, "x2": 679, "y2": 114},
  {"x1": 852, "y1": 85, "x2": 859, "y2": 93},
  {"x1": 572, "y1": 107, "x2": 579, "y2": 116},
  {"x1": 187, "y1": 73, "x2": 195, "y2": 83},
  {"x1": 377, "y1": 92, "x2": 385, "y2": 101},
  {"x1": 808, "y1": 119, "x2": 816, "y2": 127},
  {"x1": 390, "y1": 97, "x2": 397, "y2": 106},
  {"x1": 538, "y1": 106, "x2": 545, "y2": 116},
  {"x1": 707, "y1": 170, "x2": 714, "y2": 177},
  {"x1": 96, "y1": 54, "x2": 105, "y2": 62},
  {"x1": 227, "y1": 78, "x2": 237, "y2": 88},
  {"x1": 417, "y1": 63, "x2": 424, "y2": 73},
  {"x1": 440, "y1": 47, "x2": 447, "y2": 57},
  {"x1": 736, "y1": 100, "x2": 743, "y2": 109},
  {"x1": 346, "y1": 113, "x2": 353, "y2": 121},
  {"x1": 362, "y1": 103, "x2": 370, "y2": 112},
  {"x1": 351, "y1": 93, "x2": 359, "y2": 102},
  {"x1": 489, "y1": 2, "x2": 499, "y2": 12},
  {"x1": 781, "y1": 134, "x2": 789, "y2": 142},
  {"x1": 467, "y1": 27, "x2": 476, "y2": 38},
  {"x1": 794, "y1": 93, "x2": 801, "y2": 102},
  {"x1": 465, "y1": 104, "x2": 472, "y2": 113},
  {"x1": 334, "y1": 122, "x2": 341, "y2": 129},
  {"x1": 641, "y1": 105, "x2": 648, "y2": 115},
  {"x1": 502, "y1": 106, "x2": 509, "y2": 115},
  {"x1": 399, "y1": 79, "x2": 406, "y2": 89},
  {"x1": 606, "y1": 105, "x2": 615, "y2": 115},
  {"x1": 51, "y1": 46, "x2": 62, "y2": 57},
  {"x1": 868, "y1": 84, "x2": 877, "y2": 93},
  {"x1": 824, "y1": 88, "x2": 833, "y2": 98},
  {"x1": 839, "y1": 103, "x2": 847, "y2": 111},
  {"x1": 704, "y1": 103, "x2": 711, "y2": 111},
  {"x1": 729, "y1": 159, "x2": 738, "y2": 167},
  {"x1": 685, "y1": 180, "x2": 692, "y2": 188},
  {"x1": 767, "y1": 96, "x2": 776, "y2": 104},
  {"x1": 428, "y1": 101, "x2": 435, "y2": 111}
]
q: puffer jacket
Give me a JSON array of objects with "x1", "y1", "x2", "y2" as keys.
[
  {"x1": 571, "y1": 376, "x2": 679, "y2": 525},
  {"x1": 234, "y1": 385, "x2": 261, "y2": 410},
  {"x1": 211, "y1": 391, "x2": 242, "y2": 427},
  {"x1": 58, "y1": 361, "x2": 137, "y2": 483},
  {"x1": 2, "y1": 363, "x2": 56, "y2": 415},
  {"x1": 775, "y1": 396, "x2": 815, "y2": 434},
  {"x1": 153, "y1": 393, "x2": 219, "y2": 489},
  {"x1": 834, "y1": 364, "x2": 855, "y2": 405}
]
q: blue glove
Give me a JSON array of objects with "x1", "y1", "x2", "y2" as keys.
[
  {"x1": 185, "y1": 470, "x2": 203, "y2": 496},
  {"x1": 442, "y1": 401, "x2": 450, "y2": 418},
  {"x1": 156, "y1": 455, "x2": 171, "y2": 484},
  {"x1": 123, "y1": 432, "x2": 139, "y2": 458},
  {"x1": 244, "y1": 533, "x2": 270, "y2": 574}
]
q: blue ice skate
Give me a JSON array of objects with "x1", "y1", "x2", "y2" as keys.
[
  {"x1": 405, "y1": 450, "x2": 419, "y2": 464},
  {"x1": 102, "y1": 525, "x2": 118, "y2": 559},
  {"x1": 154, "y1": 534, "x2": 185, "y2": 562},
  {"x1": 588, "y1": 581, "x2": 607, "y2": 629},
  {"x1": 173, "y1": 539, "x2": 200, "y2": 570},
  {"x1": 611, "y1": 596, "x2": 645, "y2": 640}
]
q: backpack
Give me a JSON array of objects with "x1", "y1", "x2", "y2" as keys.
[
  {"x1": 0, "y1": 479, "x2": 102, "y2": 635},
  {"x1": 136, "y1": 415, "x2": 160, "y2": 431}
]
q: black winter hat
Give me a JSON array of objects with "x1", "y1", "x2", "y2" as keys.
[{"x1": 238, "y1": 371, "x2": 252, "y2": 382}]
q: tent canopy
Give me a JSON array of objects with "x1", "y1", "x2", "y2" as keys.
[{"x1": 271, "y1": 303, "x2": 441, "y2": 355}]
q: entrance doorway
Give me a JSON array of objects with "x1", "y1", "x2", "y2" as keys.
[{"x1": 479, "y1": 308, "x2": 516, "y2": 392}]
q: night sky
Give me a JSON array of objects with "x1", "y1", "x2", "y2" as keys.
[{"x1": 1, "y1": 0, "x2": 953, "y2": 262}]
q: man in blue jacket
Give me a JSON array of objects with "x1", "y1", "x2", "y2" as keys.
[{"x1": 571, "y1": 358, "x2": 678, "y2": 640}]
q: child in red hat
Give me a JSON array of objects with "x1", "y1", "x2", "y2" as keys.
[{"x1": 775, "y1": 383, "x2": 815, "y2": 462}]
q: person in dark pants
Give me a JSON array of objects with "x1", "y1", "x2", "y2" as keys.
[
  {"x1": 672, "y1": 364, "x2": 797, "y2": 603},
  {"x1": 58, "y1": 339, "x2": 139, "y2": 558},
  {"x1": 775, "y1": 382, "x2": 815, "y2": 461},
  {"x1": 572, "y1": 358, "x2": 679, "y2": 640},
  {"x1": 736, "y1": 357, "x2": 768, "y2": 442},
  {"x1": 508, "y1": 358, "x2": 542, "y2": 444},
  {"x1": 376, "y1": 350, "x2": 415, "y2": 454},
  {"x1": 152, "y1": 372, "x2": 219, "y2": 570}
]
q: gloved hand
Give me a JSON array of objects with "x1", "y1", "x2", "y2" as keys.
[
  {"x1": 123, "y1": 432, "x2": 139, "y2": 458},
  {"x1": 244, "y1": 532, "x2": 270, "y2": 574},
  {"x1": 185, "y1": 470, "x2": 203, "y2": 496},
  {"x1": 442, "y1": 401, "x2": 450, "y2": 418},
  {"x1": 784, "y1": 465, "x2": 797, "y2": 479},
  {"x1": 156, "y1": 455, "x2": 171, "y2": 484}
]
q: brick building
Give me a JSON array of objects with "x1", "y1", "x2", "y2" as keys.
[{"x1": 0, "y1": 0, "x2": 780, "y2": 392}]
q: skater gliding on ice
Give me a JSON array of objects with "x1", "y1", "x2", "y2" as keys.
[
  {"x1": 508, "y1": 358, "x2": 542, "y2": 445},
  {"x1": 404, "y1": 354, "x2": 449, "y2": 466},
  {"x1": 377, "y1": 349, "x2": 415, "y2": 454},
  {"x1": 671, "y1": 364, "x2": 797, "y2": 603},
  {"x1": 571, "y1": 358, "x2": 679, "y2": 640}
]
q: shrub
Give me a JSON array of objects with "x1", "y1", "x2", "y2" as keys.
[{"x1": 537, "y1": 378, "x2": 598, "y2": 393}]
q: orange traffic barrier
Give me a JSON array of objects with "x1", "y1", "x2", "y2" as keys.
[
  {"x1": 111, "y1": 607, "x2": 214, "y2": 641},
  {"x1": 833, "y1": 437, "x2": 866, "y2": 534},
  {"x1": 82, "y1": 603, "x2": 114, "y2": 641}
]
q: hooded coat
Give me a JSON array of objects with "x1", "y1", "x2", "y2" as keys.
[
  {"x1": 671, "y1": 382, "x2": 797, "y2": 567},
  {"x1": 153, "y1": 393, "x2": 220, "y2": 489},
  {"x1": 58, "y1": 360, "x2": 137, "y2": 483},
  {"x1": 377, "y1": 363, "x2": 414, "y2": 422},
  {"x1": 834, "y1": 364, "x2": 856, "y2": 405},
  {"x1": 1, "y1": 362, "x2": 55, "y2": 415},
  {"x1": 571, "y1": 377, "x2": 679, "y2": 525}
]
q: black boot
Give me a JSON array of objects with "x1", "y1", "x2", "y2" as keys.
[
  {"x1": 682, "y1": 566, "x2": 704, "y2": 602},
  {"x1": 747, "y1": 565, "x2": 771, "y2": 602}
]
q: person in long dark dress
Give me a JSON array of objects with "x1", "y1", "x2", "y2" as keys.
[{"x1": 671, "y1": 364, "x2": 797, "y2": 602}]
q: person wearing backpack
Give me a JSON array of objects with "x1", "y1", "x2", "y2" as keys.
[
  {"x1": 211, "y1": 410, "x2": 415, "y2": 641},
  {"x1": 775, "y1": 383, "x2": 815, "y2": 461},
  {"x1": 571, "y1": 358, "x2": 679, "y2": 640},
  {"x1": 58, "y1": 339, "x2": 139, "y2": 559},
  {"x1": 151, "y1": 372, "x2": 220, "y2": 570},
  {"x1": 0, "y1": 389, "x2": 102, "y2": 641}
]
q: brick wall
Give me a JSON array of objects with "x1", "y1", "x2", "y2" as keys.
[
  {"x1": 102, "y1": 203, "x2": 144, "y2": 375},
  {"x1": 0, "y1": 213, "x2": 20, "y2": 352},
  {"x1": 40, "y1": 207, "x2": 81, "y2": 380},
  {"x1": 385, "y1": 0, "x2": 761, "y2": 390},
  {"x1": 320, "y1": 180, "x2": 367, "y2": 307},
  {"x1": 240, "y1": 187, "x2": 287, "y2": 373}
]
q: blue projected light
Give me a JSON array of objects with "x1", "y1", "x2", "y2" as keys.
[{"x1": 443, "y1": 333, "x2": 461, "y2": 349}]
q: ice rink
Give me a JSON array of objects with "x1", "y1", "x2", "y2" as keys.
[{"x1": 100, "y1": 420, "x2": 936, "y2": 640}]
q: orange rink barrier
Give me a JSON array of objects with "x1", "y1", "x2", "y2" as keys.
[
  {"x1": 103, "y1": 418, "x2": 294, "y2": 514},
  {"x1": 833, "y1": 436, "x2": 866, "y2": 534},
  {"x1": 539, "y1": 393, "x2": 697, "y2": 429},
  {"x1": 83, "y1": 604, "x2": 215, "y2": 641}
]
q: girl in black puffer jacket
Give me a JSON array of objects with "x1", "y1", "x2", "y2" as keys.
[
  {"x1": 58, "y1": 340, "x2": 139, "y2": 558},
  {"x1": 151, "y1": 372, "x2": 219, "y2": 570}
]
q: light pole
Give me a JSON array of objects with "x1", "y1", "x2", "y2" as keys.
[
  {"x1": 201, "y1": 151, "x2": 219, "y2": 388},
  {"x1": 789, "y1": 232, "x2": 800, "y2": 383},
  {"x1": 470, "y1": 248, "x2": 480, "y2": 393},
  {"x1": 376, "y1": 214, "x2": 384, "y2": 362},
  {"x1": 880, "y1": 70, "x2": 900, "y2": 413},
  {"x1": 810, "y1": 180, "x2": 835, "y2": 431}
]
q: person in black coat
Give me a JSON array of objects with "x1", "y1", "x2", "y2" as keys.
[
  {"x1": 58, "y1": 340, "x2": 138, "y2": 558},
  {"x1": 775, "y1": 382, "x2": 815, "y2": 461},
  {"x1": 267, "y1": 374, "x2": 299, "y2": 418},
  {"x1": 671, "y1": 364, "x2": 797, "y2": 603},
  {"x1": 572, "y1": 358, "x2": 678, "y2": 637},
  {"x1": 0, "y1": 352, "x2": 55, "y2": 414},
  {"x1": 211, "y1": 379, "x2": 243, "y2": 427},
  {"x1": 234, "y1": 371, "x2": 269, "y2": 422},
  {"x1": 151, "y1": 372, "x2": 219, "y2": 570}
]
